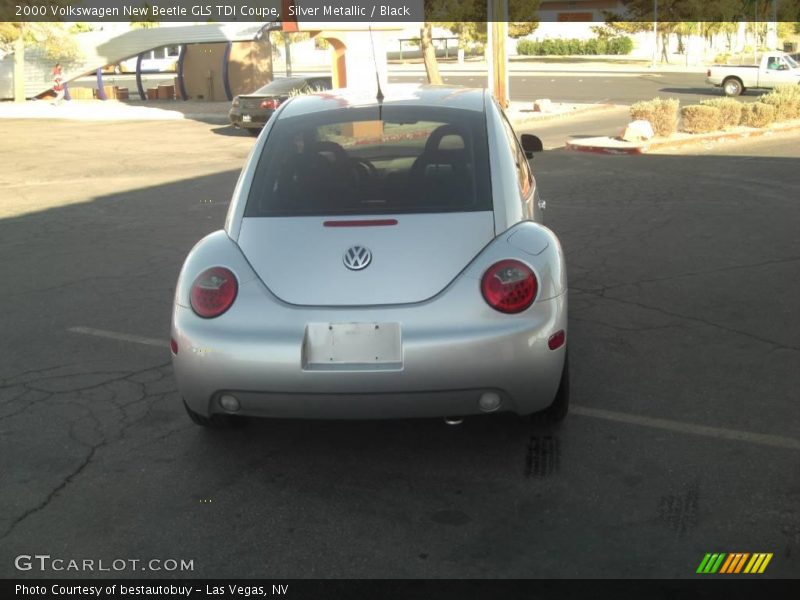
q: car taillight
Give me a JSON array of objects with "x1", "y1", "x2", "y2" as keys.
[
  {"x1": 190, "y1": 267, "x2": 238, "y2": 318},
  {"x1": 706, "y1": 69, "x2": 711, "y2": 77},
  {"x1": 260, "y1": 98, "x2": 279, "y2": 110},
  {"x1": 481, "y1": 259, "x2": 537, "y2": 314}
]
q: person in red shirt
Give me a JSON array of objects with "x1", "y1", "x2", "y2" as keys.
[{"x1": 52, "y1": 63, "x2": 65, "y2": 105}]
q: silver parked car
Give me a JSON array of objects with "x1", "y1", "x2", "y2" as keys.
[{"x1": 171, "y1": 85, "x2": 568, "y2": 427}]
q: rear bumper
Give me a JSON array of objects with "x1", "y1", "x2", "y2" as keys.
[
  {"x1": 228, "y1": 107, "x2": 273, "y2": 129},
  {"x1": 172, "y1": 292, "x2": 567, "y2": 420}
]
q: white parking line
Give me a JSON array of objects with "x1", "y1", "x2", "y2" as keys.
[
  {"x1": 68, "y1": 326, "x2": 166, "y2": 348},
  {"x1": 572, "y1": 406, "x2": 800, "y2": 451},
  {"x1": 67, "y1": 326, "x2": 799, "y2": 451}
]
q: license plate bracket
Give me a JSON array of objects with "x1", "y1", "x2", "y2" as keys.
[{"x1": 304, "y1": 322, "x2": 402, "y2": 369}]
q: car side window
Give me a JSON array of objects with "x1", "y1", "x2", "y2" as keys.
[{"x1": 498, "y1": 108, "x2": 533, "y2": 199}]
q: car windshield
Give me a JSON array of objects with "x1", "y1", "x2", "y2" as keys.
[
  {"x1": 245, "y1": 105, "x2": 491, "y2": 217},
  {"x1": 254, "y1": 78, "x2": 307, "y2": 94}
]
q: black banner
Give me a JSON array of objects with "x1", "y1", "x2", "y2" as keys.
[
  {"x1": 3, "y1": 579, "x2": 800, "y2": 600},
  {"x1": 3, "y1": 0, "x2": 800, "y2": 23}
]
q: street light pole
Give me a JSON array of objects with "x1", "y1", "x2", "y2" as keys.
[
  {"x1": 652, "y1": 0, "x2": 658, "y2": 68},
  {"x1": 754, "y1": 0, "x2": 758, "y2": 65}
]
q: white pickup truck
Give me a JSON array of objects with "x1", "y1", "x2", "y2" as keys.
[{"x1": 706, "y1": 53, "x2": 800, "y2": 96}]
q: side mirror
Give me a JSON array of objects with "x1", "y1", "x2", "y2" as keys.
[{"x1": 520, "y1": 134, "x2": 544, "y2": 159}]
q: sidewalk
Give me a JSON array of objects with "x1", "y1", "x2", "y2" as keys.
[
  {"x1": 0, "y1": 99, "x2": 232, "y2": 122},
  {"x1": 0, "y1": 97, "x2": 614, "y2": 128},
  {"x1": 388, "y1": 56, "x2": 710, "y2": 74}
]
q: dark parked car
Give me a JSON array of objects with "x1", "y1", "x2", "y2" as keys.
[{"x1": 229, "y1": 76, "x2": 333, "y2": 135}]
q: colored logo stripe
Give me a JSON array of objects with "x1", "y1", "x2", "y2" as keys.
[
  {"x1": 744, "y1": 553, "x2": 773, "y2": 574},
  {"x1": 719, "y1": 553, "x2": 750, "y2": 573},
  {"x1": 698, "y1": 552, "x2": 773, "y2": 574},
  {"x1": 697, "y1": 553, "x2": 726, "y2": 573}
]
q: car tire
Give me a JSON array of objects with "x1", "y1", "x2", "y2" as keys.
[
  {"x1": 183, "y1": 399, "x2": 244, "y2": 429},
  {"x1": 531, "y1": 352, "x2": 570, "y2": 425},
  {"x1": 247, "y1": 128, "x2": 260, "y2": 137},
  {"x1": 723, "y1": 77, "x2": 743, "y2": 97}
]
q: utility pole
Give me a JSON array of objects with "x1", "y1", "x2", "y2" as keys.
[{"x1": 487, "y1": 0, "x2": 509, "y2": 108}]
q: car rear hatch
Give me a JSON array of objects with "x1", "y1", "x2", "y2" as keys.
[
  {"x1": 235, "y1": 101, "x2": 494, "y2": 306},
  {"x1": 237, "y1": 213, "x2": 495, "y2": 306}
]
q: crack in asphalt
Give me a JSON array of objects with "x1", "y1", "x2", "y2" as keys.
[
  {"x1": 0, "y1": 435, "x2": 107, "y2": 543},
  {"x1": 0, "y1": 361, "x2": 176, "y2": 540},
  {"x1": 585, "y1": 255, "x2": 800, "y2": 295},
  {"x1": 0, "y1": 363, "x2": 78, "y2": 386},
  {"x1": 571, "y1": 286, "x2": 799, "y2": 352}
]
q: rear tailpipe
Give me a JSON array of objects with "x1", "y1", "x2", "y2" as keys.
[{"x1": 444, "y1": 416, "x2": 464, "y2": 426}]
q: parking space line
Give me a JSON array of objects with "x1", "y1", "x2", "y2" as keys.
[
  {"x1": 572, "y1": 406, "x2": 800, "y2": 451},
  {"x1": 63, "y1": 327, "x2": 800, "y2": 451},
  {"x1": 68, "y1": 326, "x2": 166, "y2": 348}
]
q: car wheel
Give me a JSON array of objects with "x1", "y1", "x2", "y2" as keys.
[
  {"x1": 183, "y1": 399, "x2": 244, "y2": 429},
  {"x1": 532, "y1": 352, "x2": 570, "y2": 425},
  {"x1": 723, "y1": 78, "x2": 743, "y2": 97},
  {"x1": 247, "y1": 128, "x2": 260, "y2": 137}
]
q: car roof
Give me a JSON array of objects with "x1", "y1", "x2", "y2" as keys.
[{"x1": 278, "y1": 84, "x2": 487, "y2": 118}]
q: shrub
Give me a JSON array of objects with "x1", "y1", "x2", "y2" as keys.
[
  {"x1": 699, "y1": 98, "x2": 743, "y2": 129},
  {"x1": 760, "y1": 85, "x2": 800, "y2": 121},
  {"x1": 740, "y1": 103, "x2": 776, "y2": 128},
  {"x1": 630, "y1": 98, "x2": 680, "y2": 136},
  {"x1": 681, "y1": 105, "x2": 723, "y2": 133},
  {"x1": 516, "y1": 39, "x2": 536, "y2": 55},
  {"x1": 608, "y1": 36, "x2": 634, "y2": 55},
  {"x1": 516, "y1": 36, "x2": 633, "y2": 56}
]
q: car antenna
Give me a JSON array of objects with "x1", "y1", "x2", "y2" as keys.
[{"x1": 368, "y1": 25, "x2": 384, "y2": 104}]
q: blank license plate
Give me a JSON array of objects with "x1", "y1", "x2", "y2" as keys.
[{"x1": 304, "y1": 322, "x2": 402, "y2": 367}]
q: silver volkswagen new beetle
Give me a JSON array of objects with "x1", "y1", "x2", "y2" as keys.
[{"x1": 171, "y1": 85, "x2": 568, "y2": 428}]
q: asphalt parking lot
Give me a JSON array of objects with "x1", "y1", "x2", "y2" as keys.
[{"x1": 0, "y1": 117, "x2": 798, "y2": 579}]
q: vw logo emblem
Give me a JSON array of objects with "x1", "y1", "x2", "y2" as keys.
[{"x1": 343, "y1": 245, "x2": 372, "y2": 271}]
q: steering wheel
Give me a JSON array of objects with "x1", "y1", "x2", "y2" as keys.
[{"x1": 350, "y1": 157, "x2": 377, "y2": 182}]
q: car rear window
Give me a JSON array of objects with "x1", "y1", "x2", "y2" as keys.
[
  {"x1": 244, "y1": 105, "x2": 491, "y2": 217},
  {"x1": 254, "y1": 78, "x2": 307, "y2": 94}
]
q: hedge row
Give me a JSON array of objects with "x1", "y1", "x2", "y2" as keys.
[
  {"x1": 517, "y1": 37, "x2": 633, "y2": 56},
  {"x1": 631, "y1": 86, "x2": 800, "y2": 137}
]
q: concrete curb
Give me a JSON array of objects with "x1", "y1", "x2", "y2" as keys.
[
  {"x1": 511, "y1": 103, "x2": 617, "y2": 128},
  {"x1": 566, "y1": 120, "x2": 800, "y2": 155}
]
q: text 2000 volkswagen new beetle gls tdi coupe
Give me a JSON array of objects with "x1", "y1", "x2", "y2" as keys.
[{"x1": 171, "y1": 85, "x2": 568, "y2": 428}]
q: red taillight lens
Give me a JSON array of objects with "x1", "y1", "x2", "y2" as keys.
[
  {"x1": 190, "y1": 267, "x2": 238, "y2": 318},
  {"x1": 481, "y1": 259, "x2": 537, "y2": 314},
  {"x1": 706, "y1": 69, "x2": 711, "y2": 77},
  {"x1": 259, "y1": 98, "x2": 278, "y2": 110},
  {"x1": 170, "y1": 338, "x2": 178, "y2": 354}
]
